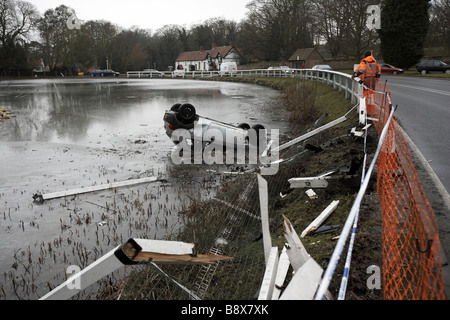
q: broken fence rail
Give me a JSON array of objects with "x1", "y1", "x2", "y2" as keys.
[
  {"x1": 269, "y1": 104, "x2": 357, "y2": 155},
  {"x1": 40, "y1": 238, "x2": 232, "y2": 300},
  {"x1": 33, "y1": 176, "x2": 159, "y2": 202},
  {"x1": 257, "y1": 175, "x2": 329, "y2": 300}
]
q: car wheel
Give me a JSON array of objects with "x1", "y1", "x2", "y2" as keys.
[
  {"x1": 238, "y1": 123, "x2": 250, "y2": 130},
  {"x1": 178, "y1": 104, "x2": 196, "y2": 124},
  {"x1": 421, "y1": 69, "x2": 427, "y2": 75},
  {"x1": 170, "y1": 103, "x2": 182, "y2": 112},
  {"x1": 445, "y1": 69, "x2": 450, "y2": 74},
  {"x1": 392, "y1": 71, "x2": 398, "y2": 75}
]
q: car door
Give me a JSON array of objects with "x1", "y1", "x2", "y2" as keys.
[{"x1": 431, "y1": 61, "x2": 440, "y2": 72}]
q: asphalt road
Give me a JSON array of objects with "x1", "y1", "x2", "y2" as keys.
[{"x1": 383, "y1": 75, "x2": 450, "y2": 193}]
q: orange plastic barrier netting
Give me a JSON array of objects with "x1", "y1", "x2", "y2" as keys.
[{"x1": 365, "y1": 80, "x2": 446, "y2": 300}]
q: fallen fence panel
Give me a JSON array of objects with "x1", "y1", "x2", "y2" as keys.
[
  {"x1": 258, "y1": 246, "x2": 279, "y2": 300},
  {"x1": 33, "y1": 176, "x2": 159, "y2": 202},
  {"x1": 282, "y1": 215, "x2": 310, "y2": 270},
  {"x1": 258, "y1": 174, "x2": 273, "y2": 264},
  {"x1": 279, "y1": 258, "x2": 323, "y2": 300},
  {"x1": 272, "y1": 247, "x2": 290, "y2": 300},
  {"x1": 301, "y1": 200, "x2": 340, "y2": 238},
  {"x1": 288, "y1": 177, "x2": 330, "y2": 189},
  {"x1": 40, "y1": 238, "x2": 232, "y2": 300},
  {"x1": 274, "y1": 116, "x2": 347, "y2": 153},
  {"x1": 40, "y1": 244, "x2": 123, "y2": 300}
]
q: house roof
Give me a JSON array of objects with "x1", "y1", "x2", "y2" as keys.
[
  {"x1": 176, "y1": 45, "x2": 234, "y2": 62},
  {"x1": 288, "y1": 48, "x2": 321, "y2": 61}
]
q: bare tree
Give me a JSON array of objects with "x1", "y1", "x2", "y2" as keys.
[
  {"x1": 155, "y1": 25, "x2": 183, "y2": 69},
  {"x1": 38, "y1": 5, "x2": 78, "y2": 74},
  {"x1": 428, "y1": 0, "x2": 450, "y2": 53},
  {"x1": 342, "y1": 0, "x2": 381, "y2": 60},
  {"x1": 311, "y1": 0, "x2": 352, "y2": 58},
  {"x1": 204, "y1": 17, "x2": 239, "y2": 46},
  {"x1": 0, "y1": 0, "x2": 38, "y2": 74},
  {"x1": 244, "y1": 0, "x2": 314, "y2": 61},
  {"x1": 0, "y1": 0, "x2": 39, "y2": 47}
]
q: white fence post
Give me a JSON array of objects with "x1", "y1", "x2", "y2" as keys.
[
  {"x1": 258, "y1": 246, "x2": 279, "y2": 300},
  {"x1": 257, "y1": 174, "x2": 272, "y2": 265}
]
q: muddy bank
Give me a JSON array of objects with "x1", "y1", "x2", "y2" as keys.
[{"x1": 110, "y1": 78, "x2": 384, "y2": 300}]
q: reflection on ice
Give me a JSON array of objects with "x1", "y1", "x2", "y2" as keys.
[{"x1": 0, "y1": 78, "x2": 289, "y2": 299}]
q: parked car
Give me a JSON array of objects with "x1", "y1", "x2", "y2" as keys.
[
  {"x1": 280, "y1": 66, "x2": 292, "y2": 74},
  {"x1": 312, "y1": 65, "x2": 333, "y2": 71},
  {"x1": 380, "y1": 63, "x2": 404, "y2": 75},
  {"x1": 90, "y1": 69, "x2": 120, "y2": 77},
  {"x1": 266, "y1": 66, "x2": 283, "y2": 76},
  {"x1": 267, "y1": 66, "x2": 281, "y2": 73},
  {"x1": 267, "y1": 66, "x2": 292, "y2": 74},
  {"x1": 142, "y1": 69, "x2": 163, "y2": 77},
  {"x1": 416, "y1": 60, "x2": 450, "y2": 74},
  {"x1": 163, "y1": 103, "x2": 266, "y2": 150}
]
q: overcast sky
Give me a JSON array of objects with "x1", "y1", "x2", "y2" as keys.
[{"x1": 29, "y1": 0, "x2": 251, "y2": 31}]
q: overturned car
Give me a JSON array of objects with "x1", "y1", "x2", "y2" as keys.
[{"x1": 163, "y1": 103, "x2": 268, "y2": 153}]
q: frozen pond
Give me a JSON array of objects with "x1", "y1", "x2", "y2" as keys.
[{"x1": 0, "y1": 78, "x2": 289, "y2": 299}]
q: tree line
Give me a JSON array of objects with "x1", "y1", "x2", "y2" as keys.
[{"x1": 0, "y1": 0, "x2": 448, "y2": 76}]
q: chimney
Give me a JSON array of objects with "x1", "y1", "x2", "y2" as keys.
[
  {"x1": 212, "y1": 43, "x2": 216, "y2": 49},
  {"x1": 200, "y1": 46, "x2": 204, "y2": 52}
]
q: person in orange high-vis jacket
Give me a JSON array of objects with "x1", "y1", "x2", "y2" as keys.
[{"x1": 353, "y1": 51, "x2": 381, "y2": 98}]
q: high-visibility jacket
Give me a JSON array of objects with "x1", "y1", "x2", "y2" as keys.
[{"x1": 354, "y1": 55, "x2": 381, "y2": 80}]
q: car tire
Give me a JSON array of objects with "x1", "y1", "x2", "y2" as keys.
[
  {"x1": 421, "y1": 69, "x2": 427, "y2": 75},
  {"x1": 445, "y1": 69, "x2": 450, "y2": 74},
  {"x1": 170, "y1": 103, "x2": 182, "y2": 112},
  {"x1": 178, "y1": 104, "x2": 196, "y2": 124},
  {"x1": 392, "y1": 71, "x2": 398, "y2": 75}
]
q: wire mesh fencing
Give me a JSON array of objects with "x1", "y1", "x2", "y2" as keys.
[{"x1": 366, "y1": 80, "x2": 446, "y2": 300}]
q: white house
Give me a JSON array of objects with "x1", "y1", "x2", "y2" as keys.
[{"x1": 175, "y1": 43, "x2": 240, "y2": 72}]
